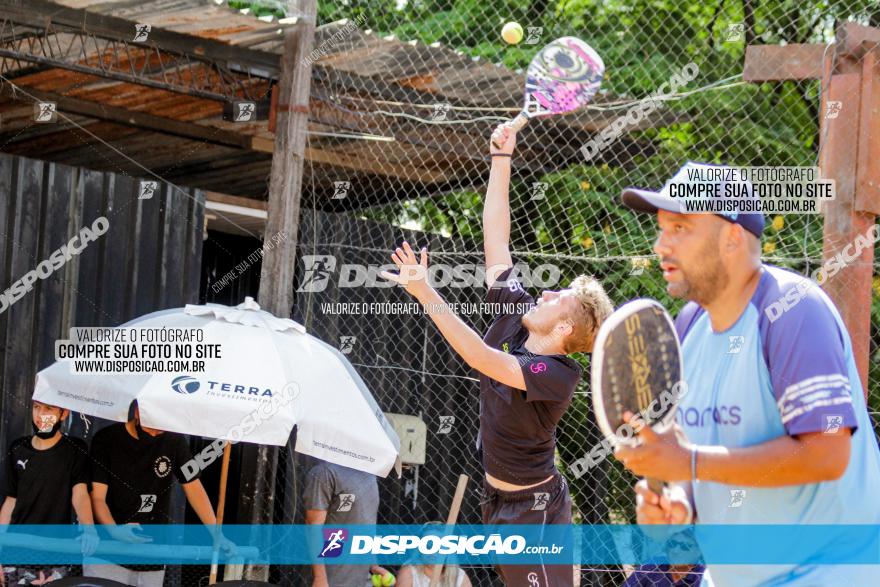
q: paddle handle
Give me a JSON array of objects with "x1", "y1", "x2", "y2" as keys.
[{"x1": 491, "y1": 113, "x2": 529, "y2": 149}]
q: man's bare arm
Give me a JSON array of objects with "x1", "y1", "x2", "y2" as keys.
[
  {"x1": 484, "y1": 125, "x2": 516, "y2": 285},
  {"x1": 181, "y1": 479, "x2": 217, "y2": 525},
  {"x1": 89, "y1": 483, "x2": 116, "y2": 525},
  {"x1": 0, "y1": 496, "x2": 15, "y2": 525},
  {"x1": 617, "y1": 421, "x2": 852, "y2": 486},
  {"x1": 696, "y1": 429, "x2": 851, "y2": 486},
  {"x1": 304, "y1": 509, "x2": 330, "y2": 587},
  {"x1": 417, "y1": 287, "x2": 526, "y2": 390},
  {"x1": 71, "y1": 483, "x2": 95, "y2": 524}
]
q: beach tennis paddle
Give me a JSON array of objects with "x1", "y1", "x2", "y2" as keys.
[
  {"x1": 492, "y1": 36, "x2": 604, "y2": 149},
  {"x1": 591, "y1": 299, "x2": 684, "y2": 494}
]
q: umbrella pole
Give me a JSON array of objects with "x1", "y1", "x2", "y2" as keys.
[{"x1": 209, "y1": 443, "x2": 233, "y2": 585}]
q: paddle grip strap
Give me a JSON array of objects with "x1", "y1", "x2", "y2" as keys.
[{"x1": 506, "y1": 112, "x2": 530, "y2": 132}]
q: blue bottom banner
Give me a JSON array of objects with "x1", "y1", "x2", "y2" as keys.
[{"x1": 0, "y1": 524, "x2": 877, "y2": 566}]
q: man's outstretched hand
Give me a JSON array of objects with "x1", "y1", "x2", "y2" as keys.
[{"x1": 379, "y1": 241, "x2": 431, "y2": 299}]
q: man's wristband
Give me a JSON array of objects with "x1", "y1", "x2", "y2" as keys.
[{"x1": 491, "y1": 153, "x2": 512, "y2": 158}]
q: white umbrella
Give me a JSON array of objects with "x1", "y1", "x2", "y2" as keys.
[
  {"x1": 36, "y1": 297, "x2": 401, "y2": 581},
  {"x1": 36, "y1": 297, "x2": 401, "y2": 477}
]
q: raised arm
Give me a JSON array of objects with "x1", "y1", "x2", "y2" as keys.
[
  {"x1": 484, "y1": 125, "x2": 516, "y2": 285},
  {"x1": 380, "y1": 243, "x2": 527, "y2": 389}
]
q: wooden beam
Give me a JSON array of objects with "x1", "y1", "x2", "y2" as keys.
[
  {"x1": 742, "y1": 27, "x2": 880, "y2": 396},
  {"x1": 0, "y1": 0, "x2": 280, "y2": 77},
  {"x1": 0, "y1": 86, "x2": 252, "y2": 149},
  {"x1": 206, "y1": 191, "x2": 268, "y2": 211},
  {"x1": 304, "y1": 146, "x2": 447, "y2": 184},
  {"x1": 261, "y1": 128, "x2": 452, "y2": 184},
  {"x1": 836, "y1": 22, "x2": 880, "y2": 57},
  {"x1": 251, "y1": 136, "x2": 274, "y2": 153},
  {"x1": 819, "y1": 69, "x2": 873, "y2": 395},
  {"x1": 743, "y1": 44, "x2": 826, "y2": 81},
  {"x1": 0, "y1": 87, "x2": 456, "y2": 182}
]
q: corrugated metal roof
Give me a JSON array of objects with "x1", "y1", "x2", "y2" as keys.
[{"x1": 0, "y1": 1, "x2": 650, "y2": 207}]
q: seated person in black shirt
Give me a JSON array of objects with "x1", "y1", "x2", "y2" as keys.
[
  {"x1": 380, "y1": 124, "x2": 614, "y2": 587},
  {"x1": 0, "y1": 399, "x2": 99, "y2": 585},
  {"x1": 85, "y1": 402, "x2": 233, "y2": 587}
]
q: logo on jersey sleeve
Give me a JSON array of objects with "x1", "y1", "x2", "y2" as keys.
[
  {"x1": 824, "y1": 414, "x2": 844, "y2": 434},
  {"x1": 529, "y1": 362, "x2": 548, "y2": 374},
  {"x1": 336, "y1": 494, "x2": 355, "y2": 512}
]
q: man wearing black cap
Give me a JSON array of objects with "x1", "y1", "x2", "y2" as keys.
[{"x1": 614, "y1": 162, "x2": 880, "y2": 586}]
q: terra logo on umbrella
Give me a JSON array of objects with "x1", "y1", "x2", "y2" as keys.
[{"x1": 171, "y1": 375, "x2": 200, "y2": 394}]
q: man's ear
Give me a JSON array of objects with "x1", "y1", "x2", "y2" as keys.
[
  {"x1": 556, "y1": 317, "x2": 574, "y2": 339},
  {"x1": 60, "y1": 408, "x2": 70, "y2": 421},
  {"x1": 722, "y1": 223, "x2": 745, "y2": 254}
]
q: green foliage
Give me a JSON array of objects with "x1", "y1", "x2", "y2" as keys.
[{"x1": 228, "y1": 0, "x2": 287, "y2": 18}]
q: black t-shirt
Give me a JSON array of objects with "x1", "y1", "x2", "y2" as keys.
[
  {"x1": 90, "y1": 424, "x2": 198, "y2": 571},
  {"x1": 90, "y1": 423, "x2": 197, "y2": 525},
  {"x1": 1, "y1": 434, "x2": 90, "y2": 524},
  {"x1": 478, "y1": 267, "x2": 583, "y2": 485}
]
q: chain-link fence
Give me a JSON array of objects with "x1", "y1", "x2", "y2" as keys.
[
  {"x1": 1, "y1": 0, "x2": 879, "y2": 586},
  {"x1": 259, "y1": 0, "x2": 880, "y2": 585}
]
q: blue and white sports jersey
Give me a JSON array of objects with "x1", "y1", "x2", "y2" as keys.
[{"x1": 675, "y1": 265, "x2": 880, "y2": 587}]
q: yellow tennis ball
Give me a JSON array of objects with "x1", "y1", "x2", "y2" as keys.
[
  {"x1": 371, "y1": 574, "x2": 382, "y2": 587},
  {"x1": 501, "y1": 22, "x2": 523, "y2": 45},
  {"x1": 383, "y1": 574, "x2": 396, "y2": 586}
]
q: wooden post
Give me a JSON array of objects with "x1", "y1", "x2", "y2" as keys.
[
  {"x1": 258, "y1": 0, "x2": 316, "y2": 317},
  {"x1": 240, "y1": 0, "x2": 316, "y2": 581},
  {"x1": 818, "y1": 45, "x2": 879, "y2": 393},
  {"x1": 744, "y1": 24, "x2": 880, "y2": 397}
]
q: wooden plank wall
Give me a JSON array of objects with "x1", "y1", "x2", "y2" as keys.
[{"x1": 0, "y1": 152, "x2": 205, "y2": 473}]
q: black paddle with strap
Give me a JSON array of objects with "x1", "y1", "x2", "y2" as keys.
[{"x1": 591, "y1": 299, "x2": 684, "y2": 493}]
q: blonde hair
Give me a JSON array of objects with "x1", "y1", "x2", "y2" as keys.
[
  {"x1": 562, "y1": 275, "x2": 614, "y2": 354},
  {"x1": 423, "y1": 563, "x2": 461, "y2": 587}
]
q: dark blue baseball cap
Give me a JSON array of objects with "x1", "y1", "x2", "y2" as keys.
[{"x1": 621, "y1": 161, "x2": 765, "y2": 238}]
